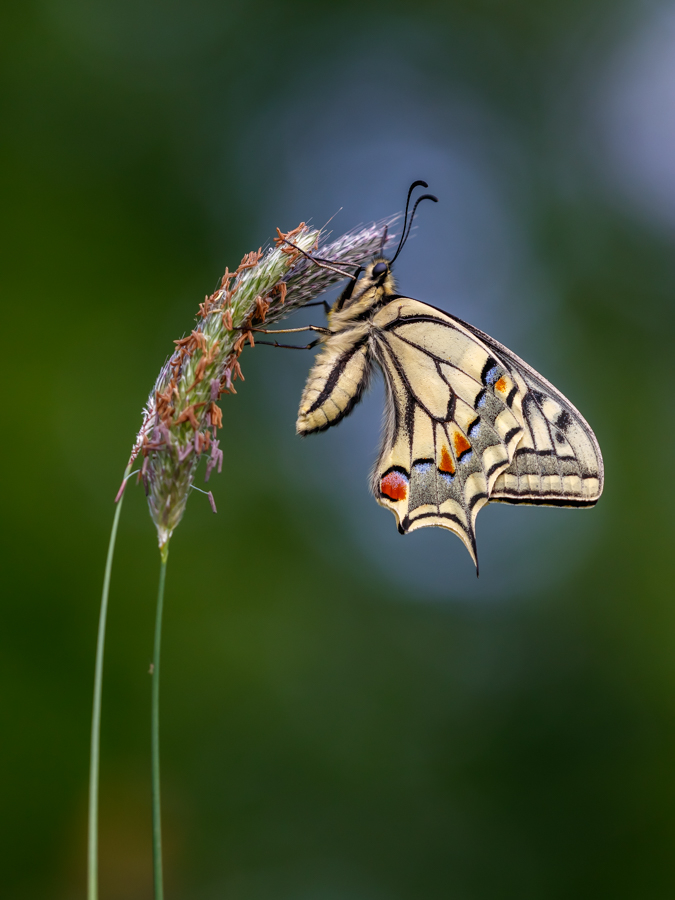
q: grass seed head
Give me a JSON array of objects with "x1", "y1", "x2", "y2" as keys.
[{"x1": 127, "y1": 217, "x2": 398, "y2": 549}]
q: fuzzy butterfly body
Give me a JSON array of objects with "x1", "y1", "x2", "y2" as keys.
[{"x1": 290, "y1": 186, "x2": 603, "y2": 570}]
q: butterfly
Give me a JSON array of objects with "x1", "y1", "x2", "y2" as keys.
[{"x1": 266, "y1": 182, "x2": 604, "y2": 570}]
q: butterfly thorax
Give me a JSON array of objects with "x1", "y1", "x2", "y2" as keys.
[{"x1": 328, "y1": 262, "x2": 397, "y2": 332}]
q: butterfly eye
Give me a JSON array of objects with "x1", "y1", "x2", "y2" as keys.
[{"x1": 372, "y1": 262, "x2": 388, "y2": 277}]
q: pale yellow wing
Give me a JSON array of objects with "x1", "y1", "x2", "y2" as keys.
[
  {"x1": 296, "y1": 326, "x2": 372, "y2": 435},
  {"x1": 295, "y1": 294, "x2": 603, "y2": 569},
  {"x1": 370, "y1": 299, "x2": 525, "y2": 566},
  {"x1": 456, "y1": 319, "x2": 604, "y2": 507}
]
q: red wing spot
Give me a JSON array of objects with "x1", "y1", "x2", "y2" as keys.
[
  {"x1": 439, "y1": 446, "x2": 455, "y2": 475},
  {"x1": 380, "y1": 471, "x2": 408, "y2": 502},
  {"x1": 453, "y1": 432, "x2": 471, "y2": 458},
  {"x1": 495, "y1": 376, "x2": 508, "y2": 394}
]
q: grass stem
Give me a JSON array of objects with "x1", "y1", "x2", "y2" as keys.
[
  {"x1": 88, "y1": 465, "x2": 132, "y2": 900},
  {"x1": 152, "y1": 543, "x2": 169, "y2": 900}
]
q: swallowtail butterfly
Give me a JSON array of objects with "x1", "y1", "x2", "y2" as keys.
[{"x1": 265, "y1": 183, "x2": 604, "y2": 570}]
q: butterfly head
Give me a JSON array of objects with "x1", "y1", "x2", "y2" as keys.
[
  {"x1": 333, "y1": 257, "x2": 396, "y2": 314},
  {"x1": 363, "y1": 257, "x2": 396, "y2": 292}
]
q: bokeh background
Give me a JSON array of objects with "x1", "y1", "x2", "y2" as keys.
[{"x1": 2, "y1": 0, "x2": 675, "y2": 897}]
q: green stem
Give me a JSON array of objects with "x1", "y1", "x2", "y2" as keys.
[
  {"x1": 152, "y1": 542, "x2": 169, "y2": 900},
  {"x1": 88, "y1": 465, "x2": 132, "y2": 900}
]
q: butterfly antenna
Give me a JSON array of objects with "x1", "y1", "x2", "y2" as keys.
[
  {"x1": 410, "y1": 192, "x2": 439, "y2": 233},
  {"x1": 403, "y1": 193, "x2": 438, "y2": 254},
  {"x1": 391, "y1": 180, "x2": 428, "y2": 263}
]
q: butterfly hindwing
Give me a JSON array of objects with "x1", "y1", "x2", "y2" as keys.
[
  {"x1": 297, "y1": 325, "x2": 372, "y2": 435},
  {"x1": 371, "y1": 299, "x2": 525, "y2": 564}
]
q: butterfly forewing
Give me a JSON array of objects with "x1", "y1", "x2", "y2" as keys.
[
  {"x1": 457, "y1": 320, "x2": 604, "y2": 506},
  {"x1": 371, "y1": 299, "x2": 525, "y2": 563}
]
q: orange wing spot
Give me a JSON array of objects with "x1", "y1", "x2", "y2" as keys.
[
  {"x1": 453, "y1": 432, "x2": 471, "y2": 458},
  {"x1": 439, "y1": 446, "x2": 455, "y2": 475},
  {"x1": 495, "y1": 376, "x2": 508, "y2": 393},
  {"x1": 380, "y1": 471, "x2": 408, "y2": 502}
]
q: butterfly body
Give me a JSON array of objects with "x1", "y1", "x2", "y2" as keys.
[
  {"x1": 296, "y1": 256, "x2": 603, "y2": 568},
  {"x1": 296, "y1": 259, "x2": 389, "y2": 435}
]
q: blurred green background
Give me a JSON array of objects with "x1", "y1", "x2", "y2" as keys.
[{"x1": 2, "y1": 0, "x2": 675, "y2": 897}]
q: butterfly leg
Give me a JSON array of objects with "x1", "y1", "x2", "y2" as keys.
[
  {"x1": 254, "y1": 324, "x2": 326, "y2": 350},
  {"x1": 257, "y1": 338, "x2": 321, "y2": 350},
  {"x1": 332, "y1": 266, "x2": 363, "y2": 312},
  {"x1": 277, "y1": 239, "x2": 362, "y2": 280},
  {"x1": 300, "y1": 300, "x2": 332, "y2": 315},
  {"x1": 253, "y1": 325, "x2": 330, "y2": 335}
]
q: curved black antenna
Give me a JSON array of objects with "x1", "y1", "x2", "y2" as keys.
[
  {"x1": 391, "y1": 192, "x2": 438, "y2": 263},
  {"x1": 391, "y1": 180, "x2": 428, "y2": 263}
]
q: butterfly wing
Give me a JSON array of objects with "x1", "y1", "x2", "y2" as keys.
[
  {"x1": 456, "y1": 319, "x2": 604, "y2": 507},
  {"x1": 296, "y1": 325, "x2": 372, "y2": 435},
  {"x1": 371, "y1": 299, "x2": 526, "y2": 565},
  {"x1": 371, "y1": 298, "x2": 603, "y2": 565}
]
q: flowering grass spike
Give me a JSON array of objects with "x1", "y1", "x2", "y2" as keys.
[{"x1": 125, "y1": 218, "x2": 397, "y2": 549}]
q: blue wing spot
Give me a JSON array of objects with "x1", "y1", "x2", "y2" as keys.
[
  {"x1": 482, "y1": 358, "x2": 501, "y2": 385},
  {"x1": 414, "y1": 462, "x2": 433, "y2": 475},
  {"x1": 468, "y1": 419, "x2": 481, "y2": 438}
]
